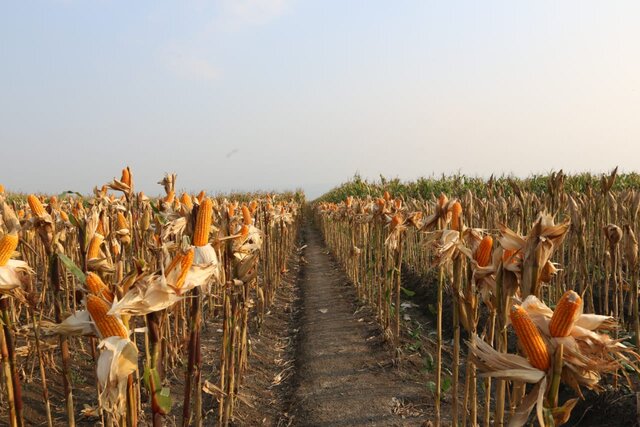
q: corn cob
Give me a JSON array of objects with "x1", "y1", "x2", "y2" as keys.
[
  {"x1": 549, "y1": 290, "x2": 582, "y2": 337},
  {"x1": 121, "y1": 167, "x2": 131, "y2": 187},
  {"x1": 86, "y1": 295, "x2": 127, "y2": 338},
  {"x1": 249, "y1": 200, "x2": 258, "y2": 215},
  {"x1": 116, "y1": 212, "x2": 128, "y2": 230},
  {"x1": 196, "y1": 190, "x2": 206, "y2": 204},
  {"x1": 383, "y1": 191, "x2": 391, "y2": 201},
  {"x1": 228, "y1": 203, "x2": 236, "y2": 219},
  {"x1": 394, "y1": 198, "x2": 402, "y2": 210},
  {"x1": 502, "y1": 248, "x2": 516, "y2": 263},
  {"x1": 242, "y1": 206, "x2": 252, "y2": 226},
  {"x1": 181, "y1": 192, "x2": 193, "y2": 210},
  {"x1": 86, "y1": 272, "x2": 114, "y2": 303},
  {"x1": 164, "y1": 190, "x2": 175, "y2": 204},
  {"x1": 0, "y1": 184, "x2": 4, "y2": 194},
  {"x1": 475, "y1": 236, "x2": 493, "y2": 267},
  {"x1": 451, "y1": 201, "x2": 462, "y2": 231},
  {"x1": 391, "y1": 214, "x2": 402, "y2": 229},
  {"x1": 0, "y1": 233, "x2": 19, "y2": 267},
  {"x1": 236, "y1": 224, "x2": 250, "y2": 241},
  {"x1": 96, "y1": 217, "x2": 106, "y2": 236},
  {"x1": 169, "y1": 249, "x2": 194, "y2": 291},
  {"x1": 27, "y1": 194, "x2": 47, "y2": 217},
  {"x1": 510, "y1": 305, "x2": 550, "y2": 370},
  {"x1": 60, "y1": 210, "x2": 69, "y2": 222},
  {"x1": 87, "y1": 234, "x2": 104, "y2": 259},
  {"x1": 193, "y1": 198, "x2": 213, "y2": 246}
]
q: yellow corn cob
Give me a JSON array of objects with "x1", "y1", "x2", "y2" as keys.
[
  {"x1": 0, "y1": 184, "x2": 4, "y2": 194},
  {"x1": 121, "y1": 167, "x2": 131, "y2": 187},
  {"x1": 86, "y1": 272, "x2": 114, "y2": 303},
  {"x1": 87, "y1": 234, "x2": 104, "y2": 259},
  {"x1": 549, "y1": 290, "x2": 582, "y2": 337},
  {"x1": 391, "y1": 214, "x2": 402, "y2": 228},
  {"x1": 475, "y1": 236, "x2": 493, "y2": 267},
  {"x1": 236, "y1": 224, "x2": 250, "y2": 241},
  {"x1": 60, "y1": 210, "x2": 69, "y2": 222},
  {"x1": 249, "y1": 200, "x2": 258, "y2": 214},
  {"x1": 502, "y1": 248, "x2": 516, "y2": 263},
  {"x1": 181, "y1": 192, "x2": 193, "y2": 210},
  {"x1": 510, "y1": 305, "x2": 550, "y2": 371},
  {"x1": 111, "y1": 240, "x2": 121, "y2": 257},
  {"x1": 193, "y1": 198, "x2": 213, "y2": 246},
  {"x1": 383, "y1": 191, "x2": 391, "y2": 201},
  {"x1": 96, "y1": 218, "x2": 106, "y2": 236},
  {"x1": 197, "y1": 190, "x2": 206, "y2": 204},
  {"x1": 164, "y1": 190, "x2": 175, "y2": 204},
  {"x1": 117, "y1": 212, "x2": 128, "y2": 230},
  {"x1": 242, "y1": 206, "x2": 252, "y2": 226},
  {"x1": 394, "y1": 198, "x2": 402, "y2": 210},
  {"x1": 86, "y1": 295, "x2": 127, "y2": 338},
  {"x1": 451, "y1": 201, "x2": 462, "y2": 231},
  {"x1": 166, "y1": 252, "x2": 183, "y2": 275},
  {"x1": 0, "y1": 233, "x2": 19, "y2": 267},
  {"x1": 173, "y1": 249, "x2": 194, "y2": 291},
  {"x1": 27, "y1": 194, "x2": 47, "y2": 217},
  {"x1": 228, "y1": 203, "x2": 236, "y2": 219}
]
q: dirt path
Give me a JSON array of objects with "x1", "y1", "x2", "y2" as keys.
[{"x1": 286, "y1": 219, "x2": 429, "y2": 427}]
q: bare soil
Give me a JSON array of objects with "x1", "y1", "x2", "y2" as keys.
[{"x1": 278, "y1": 220, "x2": 434, "y2": 427}]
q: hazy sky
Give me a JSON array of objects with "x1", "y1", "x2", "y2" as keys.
[{"x1": 2, "y1": 1, "x2": 639, "y2": 199}]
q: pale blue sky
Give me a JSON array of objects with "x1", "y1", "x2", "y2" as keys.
[{"x1": 2, "y1": 1, "x2": 639, "y2": 198}]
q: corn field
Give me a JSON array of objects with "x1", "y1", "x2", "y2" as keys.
[
  {"x1": 315, "y1": 168, "x2": 640, "y2": 426},
  {"x1": 0, "y1": 168, "x2": 301, "y2": 426},
  {"x1": 2, "y1": 167, "x2": 640, "y2": 426}
]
